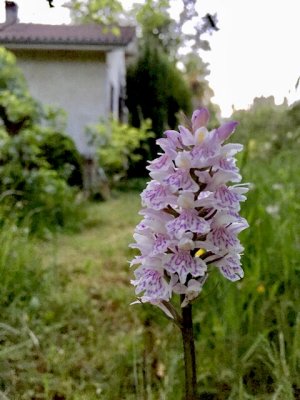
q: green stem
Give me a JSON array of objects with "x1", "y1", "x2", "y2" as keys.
[{"x1": 181, "y1": 301, "x2": 197, "y2": 400}]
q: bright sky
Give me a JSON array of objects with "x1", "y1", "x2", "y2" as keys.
[{"x1": 1, "y1": 0, "x2": 299, "y2": 116}]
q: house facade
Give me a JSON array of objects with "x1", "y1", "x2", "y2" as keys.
[{"x1": 0, "y1": 1, "x2": 135, "y2": 161}]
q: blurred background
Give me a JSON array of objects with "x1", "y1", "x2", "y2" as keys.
[{"x1": 0, "y1": 0, "x2": 299, "y2": 399}]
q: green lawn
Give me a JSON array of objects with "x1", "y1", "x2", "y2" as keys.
[{"x1": 1, "y1": 148, "x2": 300, "y2": 399}]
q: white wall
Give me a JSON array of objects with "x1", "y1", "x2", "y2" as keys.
[
  {"x1": 13, "y1": 49, "x2": 108, "y2": 157},
  {"x1": 106, "y1": 49, "x2": 126, "y2": 120}
]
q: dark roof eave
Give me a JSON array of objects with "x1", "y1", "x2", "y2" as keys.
[
  {"x1": 0, "y1": 23, "x2": 136, "y2": 49},
  {"x1": 0, "y1": 41, "x2": 129, "y2": 52}
]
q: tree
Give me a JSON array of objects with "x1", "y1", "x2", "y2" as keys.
[
  {"x1": 126, "y1": 39, "x2": 192, "y2": 160},
  {"x1": 64, "y1": 0, "x2": 124, "y2": 29},
  {"x1": 134, "y1": 0, "x2": 180, "y2": 61},
  {"x1": 133, "y1": 0, "x2": 219, "y2": 60}
]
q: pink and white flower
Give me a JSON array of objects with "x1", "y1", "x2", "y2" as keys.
[{"x1": 130, "y1": 108, "x2": 249, "y2": 312}]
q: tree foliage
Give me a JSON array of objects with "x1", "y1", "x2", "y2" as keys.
[
  {"x1": 0, "y1": 48, "x2": 39, "y2": 135},
  {"x1": 134, "y1": 0, "x2": 179, "y2": 60},
  {"x1": 133, "y1": 0, "x2": 218, "y2": 59},
  {"x1": 125, "y1": 1, "x2": 219, "y2": 151},
  {"x1": 64, "y1": 0, "x2": 124, "y2": 30},
  {"x1": 126, "y1": 39, "x2": 192, "y2": 160}
]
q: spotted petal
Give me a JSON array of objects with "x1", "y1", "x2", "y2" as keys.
[
  {"x1": 132, "y1": 266, "x2": 171, "y2": 301},
  {"x1": 215, "y1": 255, "x2": 244, "y2": 281},
  {"x1": 163, "y1": 169, "x2": 199, "y2": 192},
  {"x1": 213, "y1": 185, "x2": 246, "y2": 211},
  {"x1": 164, "y1": 250, "x2": 207, "y2": 284},
  {"x1": 207, "y1": 225, "x2": 243, "y2": 253},
  {"x1": 166, "y1": 210, "x2": 210, "y2": 239},
  {"x1": 141, "y1": 181, "x2": 177, "y2": 210}
]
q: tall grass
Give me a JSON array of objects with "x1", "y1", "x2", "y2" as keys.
[{"x1": 0, "y1": 217, "x2": 49, "y2": 397}]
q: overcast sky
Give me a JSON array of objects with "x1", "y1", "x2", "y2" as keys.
[{"x1": 1, "y1": 0, "x2": 299, "y2": 116}]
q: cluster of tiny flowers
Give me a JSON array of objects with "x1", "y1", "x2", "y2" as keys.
[{"x1": 130, "y1": 108, "x2": 249, "y2": 312}]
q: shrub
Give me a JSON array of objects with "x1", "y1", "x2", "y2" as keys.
[
  {"x1": 39, "y1": 130, "x2": 84, "y2": 188},
  {"x1": 0, "y1": 47, "x2": 39, "y2": 135},
  {"x1": 0, "y1": 47, "x2": 85, "y2": 234},
  {"x1": 87, "y1": 118, "x2": 153, "y2": 191},
  {"x1": 0, "y1": 128, "x2": 84, "y2": 234}
]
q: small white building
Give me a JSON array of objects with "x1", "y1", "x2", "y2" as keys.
[{"x1": 0, "y1": 1, "x2": 135, "y2": 162}]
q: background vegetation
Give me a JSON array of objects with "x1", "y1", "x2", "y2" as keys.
[{"x1": 1, "y1": 93, "x2": 300, "y2": 398}]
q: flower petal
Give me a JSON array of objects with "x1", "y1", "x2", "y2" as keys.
[
  {"x1": 215, "y1": 255, "x2": 244, "y2": 281},
  {"x1": 216, "y1": 121, "x2": 238, "y2": 142},
  {"x1": 164, "y1": 250, "x2": 207, "y2": 283},
  {"x1": 192, "y1": 108, "x2": 210, "y2": 131}
]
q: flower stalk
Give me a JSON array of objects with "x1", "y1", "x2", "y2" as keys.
[{"x1": 181, "y1": 301, "x2": 197, "y2": 399}]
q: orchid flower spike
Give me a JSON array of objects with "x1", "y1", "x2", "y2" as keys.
[{"x1": 130, "y1": 108, "x2": 248, "y2": 314}]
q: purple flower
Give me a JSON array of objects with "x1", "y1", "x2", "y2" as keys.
[
  {"x1": 164, "y1": 249, "x2": 207, "y2": 284},
  {"x1": 130, "y1": 108, "x2": 249, "y2": 312}
]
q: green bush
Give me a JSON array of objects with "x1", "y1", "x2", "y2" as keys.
[
  {"x1": 0, "y1": 128, "x2": 83, "y2": 234},
  {"x1": 39, "y1": 130, "x2": 84, "y2": 188},
  {"x1": 0, "y1": 47, "x2": 39, "y2": 135},
  {"x1": 0, "y1": 47, "x2": 85, "y2": 234},
  {"x1": 87, "y1": 117, "x2": 154, "y2": 190}
]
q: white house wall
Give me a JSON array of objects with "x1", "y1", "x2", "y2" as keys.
[
  {"x1": 12, "y1": 49, "x2": 108, "y2": 157},
  {"x1": 106, "y1": 49, "x2": 126, "y2": 120}
]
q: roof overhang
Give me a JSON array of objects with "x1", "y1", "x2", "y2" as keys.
[{"x1": 1, "y1": 42, "x2": 124, "y2": 52}]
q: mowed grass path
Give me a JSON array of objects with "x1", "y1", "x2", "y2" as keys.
[
  {"x1": 37, "y1": 192, "x2": 145, "y2": 399},
  {"x1": 41, "y1": 192, "x2": 141, "y2": 286}
]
